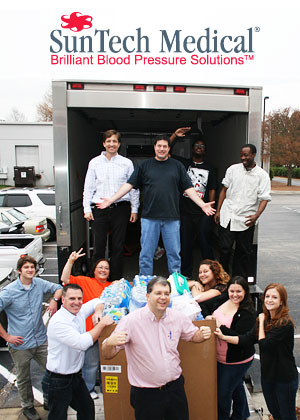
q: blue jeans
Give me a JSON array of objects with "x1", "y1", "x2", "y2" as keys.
[
  {"x1": 217, "y1": 360, "x2": 253, "y2": 420},
  {"x1": 82, "y1": 340, "x2": 101, "y2": 392},
  {"x1": 139, "y1": 218, "x2": 181, "y2": 276},
  {"x1": 42, "y1": 369, "x2": 94, "y2": 420},
  {"x1": 261, "y1": 376, "x2": 299, "y2": 420}
]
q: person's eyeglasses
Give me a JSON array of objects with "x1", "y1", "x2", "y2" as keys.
[
  {"x1": 97, "y1": 266, "x2": 110, "y2": 270},
  {"x1": 194, "y1": 144, "x2": 205, "y2": 149}
]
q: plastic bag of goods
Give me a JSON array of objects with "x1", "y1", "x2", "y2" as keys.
[
  {"x1": 168, "y1": 272, "x2": 190, "y2": 297},
  {"x1": 99, "y1": 278, "x2": 132, "y2": 309},
  {"x1": 129, "y1": 275, "x2": 154, "y2": 312},
  {"x1": 171, "y1": 292, "x2": 203, "y2": 321}
]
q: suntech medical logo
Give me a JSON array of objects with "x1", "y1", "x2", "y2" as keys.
[
  {"x1": 50, "y1": 12, "x2": 259, "y2": 66},
  {"x1": 61, "y1": 12, "x2": 93, "y2": 32}
]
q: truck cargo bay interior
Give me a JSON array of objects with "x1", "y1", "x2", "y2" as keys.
[{"x1": 53, "y1": 82, "x2": 262, "y2": 277}]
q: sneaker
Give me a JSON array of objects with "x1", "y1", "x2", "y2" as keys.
[
  {"x1": 90, "y1": 391, "x2": 99, "y2": 400},
  {"x1": 23, "y1": 407, "x2": 41, "y2": 420}
]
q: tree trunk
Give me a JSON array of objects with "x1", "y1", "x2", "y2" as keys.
[{"x1": 287, "y1": 166, "x2": 293, "y2": 186}]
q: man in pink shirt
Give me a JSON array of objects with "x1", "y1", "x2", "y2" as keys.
[{"x1": 102, "y1": 277, "x2": 211, "y2": 420}]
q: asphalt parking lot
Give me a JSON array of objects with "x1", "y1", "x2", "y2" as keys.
[{"x1": 0, "y1": 191, "x2": 300, "y2": 416}]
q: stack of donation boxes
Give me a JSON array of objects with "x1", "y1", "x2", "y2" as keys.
[{"x1": 99, "y1": 274, "x2": 203, "y2": 322}]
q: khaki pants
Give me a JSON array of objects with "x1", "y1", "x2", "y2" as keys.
[{"x1": 9, "y1": 342, "x2": 47, "y2": 409}]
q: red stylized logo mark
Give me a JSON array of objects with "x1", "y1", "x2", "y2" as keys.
[{"x1": 61, "y1": 12, "x2": 93, "y2": 32}]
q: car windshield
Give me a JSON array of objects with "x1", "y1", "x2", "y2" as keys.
[
  {"x1": 7, "y1": 208, "x2": 28, "y2": 222},
  {"x1": 37, "y1": 193, "x2": 55, "y2": 206}
]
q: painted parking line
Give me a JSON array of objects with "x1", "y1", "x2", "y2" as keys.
[
  {"x1": 254, "y1": 353, "x2": 300, "y2": 373},
  {"x1": 283, "y1": 206, "x2": 300, "y2": 213},
  {"x1": 0, "y1": 364, "x2": 43, "y2": 404}
]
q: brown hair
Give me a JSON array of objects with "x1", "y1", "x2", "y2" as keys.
[
  {"x1": 198, "y1": 259, "x2": 230, "y2": 286},
  {"x1": 62, "y1": 283, "x2": 83, "y2": 297},
  {"x1": 262, "y1": 283, "x2": 295, "y2": 330},
  {"x1": 103, "y1": 129, "x2": 121, "y2": 142},
  {"x1": 147, "y1": 276, "x2": 171, "y2": 294},
  {"x1": 17, "y1": 255, "x2": 37, "y2": 272}
]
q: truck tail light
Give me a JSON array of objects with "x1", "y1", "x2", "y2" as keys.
[
  {"x1": 173, "y1": 86, "x2": 186, "y2": 93},
  {"x1": 234, "y1": 88, "x2": 248, "y2": 95},
  {"x1": 154, "y1": 85, "x2": 167, "y2": 92},
  {"x1": 20, "y1": 253, "x2": 28, "y2": 259},
  {"x1": 133, "y1": 84, "x2": 147, "y2": 91},
  {"x1": 70, "y1": 82, "x2": 84, "y2": 90},
  {"x1": 36, "y1": 225, "x2": 44, "y2": 233}
]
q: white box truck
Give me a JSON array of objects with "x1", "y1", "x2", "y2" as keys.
[{"x1": 52, "y1": 80, "x2": 262, "y2": 280}]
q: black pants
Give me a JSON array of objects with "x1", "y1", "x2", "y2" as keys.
[
  {"x1": 92, "y1": 202, "x2": 131, "y2": 280},
  {"x1": 180, "y1": 213, "x2": 214, "y2": 278},
  {"x1": 42, "y1": 370, "x2": 94, "y2": 420},
  {"x1": 130, "y1": 375, "x2": 189, "y2": 420},
  {"x1": 218, "y1": 224, "x2": 255, "y2": 279}
]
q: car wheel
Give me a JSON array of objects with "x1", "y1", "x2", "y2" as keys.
[{"x1": 47, "y1": 220, "x2": 56, "y2": 241}]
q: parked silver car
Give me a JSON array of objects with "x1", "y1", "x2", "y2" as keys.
[{"x1": 0, "y1": 207, "x2": 50, "y2": 241}]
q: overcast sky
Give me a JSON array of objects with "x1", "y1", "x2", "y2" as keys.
[{"x1": 0, "y1": 0, "x2": 299, "y2": 121}]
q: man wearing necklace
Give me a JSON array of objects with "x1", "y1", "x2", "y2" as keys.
[{"x1": 170, "y1": 127, "x2": 217, "y2": 278}]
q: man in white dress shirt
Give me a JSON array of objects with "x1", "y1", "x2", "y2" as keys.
[
  {"x1": 43, "y1": 284, "x2": 113, "y2": 420},
  {"x1": 214, "y1": 144, "x2": 271, "y2": 279},
  {"x1": 83, "y1": 129, "x2": 139, "y2": 280}
]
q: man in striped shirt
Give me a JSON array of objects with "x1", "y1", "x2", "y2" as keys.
[{"x1": 83, "y1": 130, "x2": 139, "y2": 280}]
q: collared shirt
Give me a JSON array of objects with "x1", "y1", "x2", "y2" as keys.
[
  {"x1": 109, "y1": 305, "x2": 198, "y2": 387},
  {"x1": 220, "y1": 163, "x2": 271, "y2": 231},
  {"x1": 46, "y1": 298, "x2": 100, "y2": 374},
  {"x1": 0, "y1": 277, "x2": 62, "y2": 350},
  {"x1": 83, "y1": 152, "x2": 139, "y2": 213}
]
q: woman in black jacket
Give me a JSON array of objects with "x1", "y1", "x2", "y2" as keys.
[
  {"x1": 218, "y1": 283, "x2": 298, "y2": 420},
  {"x1": 207, "y1": 276, "x2": 256, "y2": 420}
]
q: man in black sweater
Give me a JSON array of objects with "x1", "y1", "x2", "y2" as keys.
[{"x1": 97, "y1": 135, "x2": 215, "y2": 276}]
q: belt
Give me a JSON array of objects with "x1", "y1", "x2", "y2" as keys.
[
  {"x1": 92, "y1": 201, "x2": 130, "y2": 209},
  {"x1": 46, "y1": 369, "x2": 81, "y2": 378},
  {"x1": 133, "y1": 375, "x2": 182, "y2": 391},
  {"x1": 108, "y1": 201, "x2": 130, "y2": 209},
  {"x1": 158, "y1": 376, "x2": 181, "y2": 390}
]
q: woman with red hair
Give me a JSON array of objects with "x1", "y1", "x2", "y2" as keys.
[{"x1": 216, "y1": 283, "x2": 298, "y2": 420}]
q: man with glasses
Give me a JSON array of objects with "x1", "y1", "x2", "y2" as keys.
[{"x1": 170, "y1": 128, "x2": 217, "y2": 278}]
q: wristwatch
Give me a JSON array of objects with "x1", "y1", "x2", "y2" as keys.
[{"x1": 52, "y1": 296, "x2": 59, "y2": 302}]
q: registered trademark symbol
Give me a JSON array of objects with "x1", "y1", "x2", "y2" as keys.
[{"x1": 254, "y1": 27, "x2": 260, "y2": 32}]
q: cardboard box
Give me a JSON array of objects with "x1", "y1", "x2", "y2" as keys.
[{"x1": 99, "y1": 319, "x2": 217, "y2": 420}]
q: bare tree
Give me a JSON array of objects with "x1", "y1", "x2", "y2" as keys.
[
  {"x1": 7, "y1": 107, "x2": 27, "y2": 122},
  {"x1": 37, "y1": 89, "x2": 52, "y2": 121},
  {"x1": 266, "y1": 107, "x2": 300, "y2": 186}
]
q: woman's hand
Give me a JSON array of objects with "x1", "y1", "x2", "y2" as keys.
[
  {"x1": 258, "y1": 312, "x2": 265, "y2": 323},
  {"x1": 68, "y1": 248, "x2": 86, "y2": 263},
  {"x1": 214, "y1": 327, "x2": 225, "y2": 341}
]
